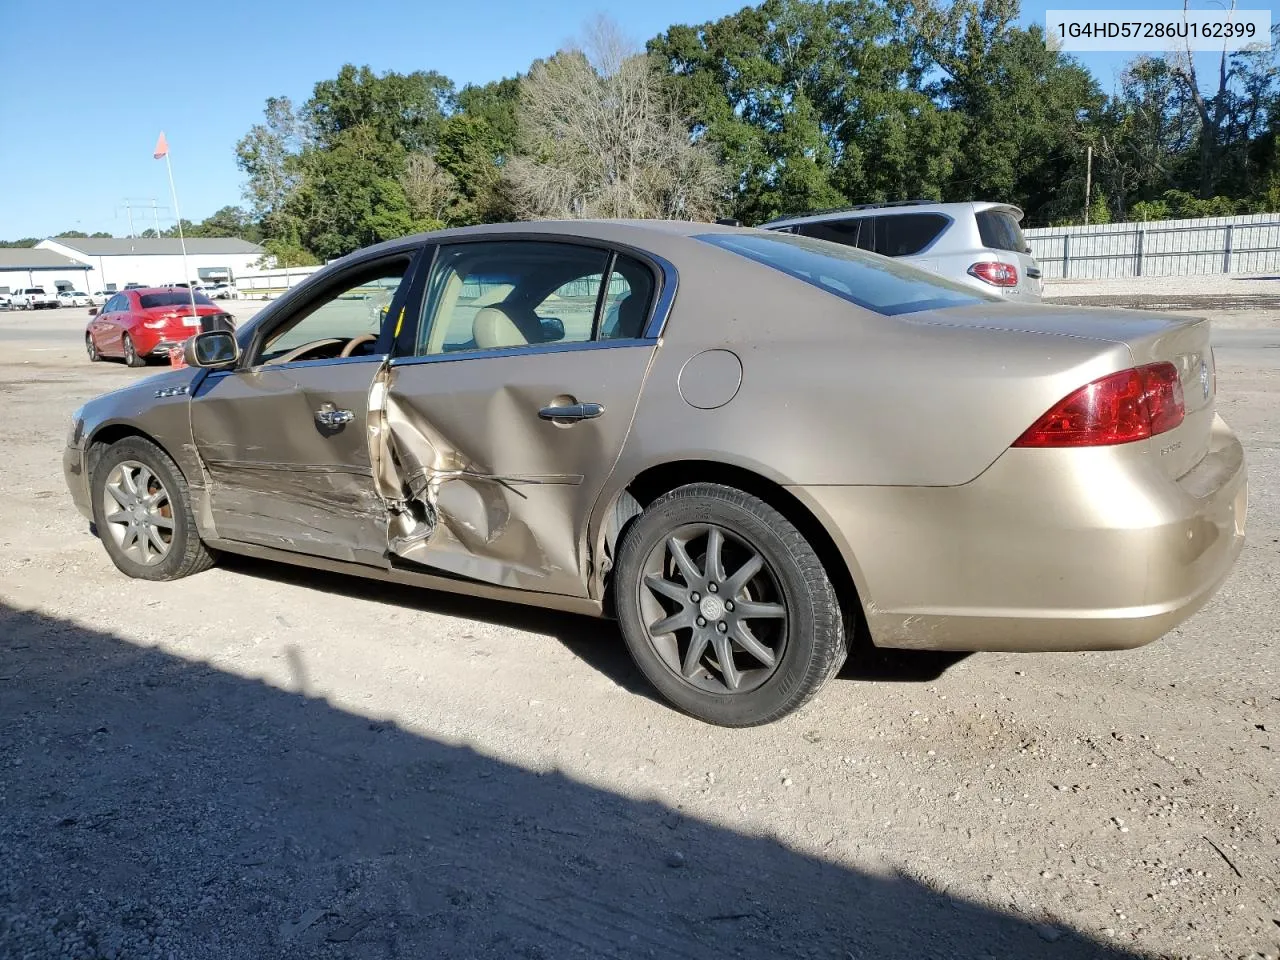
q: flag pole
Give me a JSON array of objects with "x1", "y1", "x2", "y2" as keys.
[{"x1": 157, "y1": 133, "x2": 199, "y2": 321}]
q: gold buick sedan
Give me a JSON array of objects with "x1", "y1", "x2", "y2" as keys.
[{"x1": 62, "y1": 219, "x2": 1248, "y2": 726}]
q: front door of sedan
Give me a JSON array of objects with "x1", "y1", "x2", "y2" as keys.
[
  {"x1": 95, "y1": 294, "x2": 129, "y2": 354},
  {"x1": 189, "y1": 248, "x2": 425, "y2": 567},
  {"x1": 375, "y1": 238, "x2": 663, "y2": 597}
]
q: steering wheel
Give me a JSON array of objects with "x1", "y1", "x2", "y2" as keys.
[
  {"x1": 340, "y1": 333, "x2": 378, "y2": 358},
  {"x1": 270, "y1": 338, "x2": 346, "y2": 365}
]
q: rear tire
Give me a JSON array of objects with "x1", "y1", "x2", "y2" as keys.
[
  {"x1": 90, "y1": 436, "x2": 216, "y2": 581},
  {"x1": 612, "y1": 482, "x2": 846, "y2": 727},
  {"x1": 122, "y1": 334, "x2": 145, "y2": 367}
]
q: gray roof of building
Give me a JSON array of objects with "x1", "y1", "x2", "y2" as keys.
[
  {"x1": 42, "y1": 237, "x2": 264, "y2": 256},
  {"x1": 0, "y1": 248, "x2": 91, "y2": 270}
]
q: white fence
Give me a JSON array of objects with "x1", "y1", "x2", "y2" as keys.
[
  {"x1": 235, "y1": 264, "x2": 325, "y2": 297},
  {"x1": 1025, "y1": 213, "x2": 1280, "y2": 281}
]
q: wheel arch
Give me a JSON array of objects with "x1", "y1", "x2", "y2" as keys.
[
  {"x1": 596, "y1": 459, "x2": 872, "y2": 638},
  {"x1": 85, "y1": 423, "x2": 188, "y2": 486}
]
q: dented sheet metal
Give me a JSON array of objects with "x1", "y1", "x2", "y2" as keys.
[
  {"x1": 190, "y1": 359, "x2": 390, "y2": 566},
  {"x1": 370, "y1": 346, "x2": 655, "y2": 597}
]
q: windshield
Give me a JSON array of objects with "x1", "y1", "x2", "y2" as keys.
[
  {"x1": 697, "y1": 231, "x2": 996, "y2": 316},
  {"x1": 140, "y1": 291, "x2": 215, "y2": 308}
]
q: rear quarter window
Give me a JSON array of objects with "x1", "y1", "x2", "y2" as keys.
[
  {"x1": 976, "y1": 210, "x2": 1027, "y2": 253},
  {"x1": 698, "y1": 231, "x2": 997, "y2": 316},
  {"x1": 871, "y1": 213, "x2": 950, "y2": 257}
]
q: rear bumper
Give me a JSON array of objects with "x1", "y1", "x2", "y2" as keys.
[
  {"x1": 148, "y1": 338, "x2": 189, "y2": 357},
  {"x1": 791, "y1": 414, "x2": 1247, "y2": 652}
]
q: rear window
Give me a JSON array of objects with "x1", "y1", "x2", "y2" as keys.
[
  {"x1": 139, "y1": 291, "x2": 215, "y2": 308},
  {"x1": 976, "y1": 210, "x2": 1027, "y2": 253},
  {"x1": 698, "y1": 232, "x2": 996, "y2": 316}
]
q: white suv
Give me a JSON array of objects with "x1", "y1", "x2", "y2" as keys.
[{"x1": 758, "y1": 200, "x2": 1044, "y2": 302}]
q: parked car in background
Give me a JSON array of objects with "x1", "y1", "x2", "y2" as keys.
[
  {"x1": 58, "y1": 290, "x2": 92, "y2": 307},
  {"x1": 61, "y1": 220, "x2": 1245, "y2": 727},
  {"x1": 759, "y1": 200, "x2": 1044, "y2": 302},
  {"x1": 205, "y1": 282, "x2": 238, "y2": 299},
  {"x1": 0, "y1": 292, "x2": 11, "y2": 309},
  {"x1": 89, "y1": 291, "x2": 110, "y2": 306},
  {"x1": 84, "y1": 287, "x2": 236, "y2": 367},
  {"x1": 11, "y1": 287, "x2": 58, "y2": 309}
]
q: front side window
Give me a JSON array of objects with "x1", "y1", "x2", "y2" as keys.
[
  {"x1": 796, "y1": 219, "x2": 863, "y2": 248},
  {"x1": 256, "y1": 258, "x2": 411, "y2": 364},
  {"x1": 698, "y1": 231, "x2": 996, "y2": 316},
  {"x1": 415, "y1": 241, "x2": 655, "y2": 356}
]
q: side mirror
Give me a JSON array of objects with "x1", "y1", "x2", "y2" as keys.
[
  {"x1": 1025, "y1": 245, "x2": 1033, "y2": 255},
  {"x1": 539, "y1": 317, "x2": 565, "y2": 342},
  {"x1": 184, "y1": 330, "x2": 240, "y2": 369},
  {"x1": 87, "y1": 307, "x2": 98, "y2": 316}
]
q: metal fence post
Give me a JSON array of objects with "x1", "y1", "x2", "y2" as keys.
[
  {"x1": 1135, "y1": 229, "x2": 1144, "y2": 277},
  {"x1": 1062, "y1": 234, "x2": 1070, "y2": 280},
  {"x1": 1223, "y1": 224, "x2": 1233, "y2": 274}
]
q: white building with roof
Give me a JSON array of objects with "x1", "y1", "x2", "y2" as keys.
[
  {"x1": 34, "y1": 237, "x2": 266, "y2": 293},
  {"x1": 0, "y1": 248, "x2": 93, "y2": 297}
]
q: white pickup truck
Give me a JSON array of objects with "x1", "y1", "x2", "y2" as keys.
[{"x1": 10, "y1": 287, "x2": 58, "y2": 309}]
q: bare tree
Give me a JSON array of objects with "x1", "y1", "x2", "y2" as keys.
[
  {"x1": 503, "y1": 15, "x2": 729, "y2": 221},
  {"x1": 400, "y1": 152, "x2": 462, "y2": 227}
]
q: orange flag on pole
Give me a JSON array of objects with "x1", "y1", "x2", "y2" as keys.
[{"x1": 153, "y1": 131, "x2": 168, "y2": 159}]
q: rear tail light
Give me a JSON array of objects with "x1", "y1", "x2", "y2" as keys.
[
  {"x1": 1012, "y1": 362, "x2": 1185, "y2": 448},
  {"x1": 968, "y1": 261, "x2": 1018, "y2": 287}
]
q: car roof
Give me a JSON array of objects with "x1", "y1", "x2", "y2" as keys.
[
  {"x1": 759, "y1": 201, "x2": 1024, "y2": 228},
  {"x1": 324, "y1": 218, "x2": 756, "y2": 271}
]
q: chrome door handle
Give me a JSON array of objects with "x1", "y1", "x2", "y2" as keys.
[
  {"x1": 315, "y1": 407, "x2": 355, "y2": 427},
  {"x1": 538, "y1": 402, "x2": 604, "y2": 422}
]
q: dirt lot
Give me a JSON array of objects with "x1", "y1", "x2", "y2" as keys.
[{"x1": 1, "y1": 304, "x2": 1277, "y2": 960}]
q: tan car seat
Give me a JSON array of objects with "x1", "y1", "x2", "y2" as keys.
[{"x1": 472, "y1": 299, "x2": 544, "y2": 349}]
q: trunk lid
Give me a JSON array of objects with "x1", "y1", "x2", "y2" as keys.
[
  {"x1": 908, "y1": 302, "x2": 1216, "y2": 479},
  {"x1": 142, "y1": 304, "x2": 231, "y2": 335}
]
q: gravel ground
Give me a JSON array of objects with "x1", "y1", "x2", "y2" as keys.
[{"x1": 0, "y1": 306, "x2": 1277, "y2": 960}]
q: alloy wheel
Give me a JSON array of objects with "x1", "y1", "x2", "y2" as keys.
[
  {"x1": 100, "y1": 460, "x2": 174, "y2": 566},
  {"x1": 637, "y1": 523, "x2": 788, "y2": 694}
]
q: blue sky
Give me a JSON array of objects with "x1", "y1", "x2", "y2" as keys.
[{"x1": 0, "y1": 0, "x2": 1264, "y2": 238}]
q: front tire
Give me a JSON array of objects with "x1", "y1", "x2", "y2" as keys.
[
  {"x1": 86, "y1": 333, "x2": 101, "y2": 362},
  {"x1": 612, "y1": 483, "x2": 846, "y2": 727},
  {"x1": 122, "y1": 334, "x2": 145, "y2": 367},
  {"x1": 90, "y1": 436, "x2": 216, "y2": 581}
]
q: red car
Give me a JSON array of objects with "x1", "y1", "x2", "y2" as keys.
[{"x1": 85, "y1": 287, "x2": 235, "y2": 367}]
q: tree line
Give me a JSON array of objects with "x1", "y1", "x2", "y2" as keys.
[{"x1": 9, "y1": 0, "x2": 1279, "y2": 257}]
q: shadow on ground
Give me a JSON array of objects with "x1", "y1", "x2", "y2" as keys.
[
  {"x1": 220, "y1": 554, "x2": 969, "y2": 696},
  {"x1": 0, "y1": 602, "x2": 1148, "y2": 960}
]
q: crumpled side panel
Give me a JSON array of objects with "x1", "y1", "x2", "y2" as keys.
[
  {"x1": 203, "y1": 459, "x2": 388, "y2": 563},
  {"x1": 190, "y1": 358, "x2": 390, "y2": 567},
  {"x1": 368, "y1": 346, "x2": 655, "y2": 597}
]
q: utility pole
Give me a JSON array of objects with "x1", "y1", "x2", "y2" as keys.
[
  {"x1": 151, "y1": 199, "x2": 162, "y2": 237},
  {"x1": 124, "y1": 203, "x2": 136, "y2": 239},
  {"x1": 1083, "y1": 145, "x2": 1093, "y2": 226}
]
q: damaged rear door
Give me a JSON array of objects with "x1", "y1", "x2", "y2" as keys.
[
  {"x1": 190, "y1": 247, "x2": 425, "y2": 566},
  {"x1": 371, "y1": 238, "x2": 667, "y2": 597}
]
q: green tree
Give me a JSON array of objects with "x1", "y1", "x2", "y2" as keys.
[
  {"x1": 291, "y1": 125, "x2": 421, "y2": 259},
  {"x1": 306, "y1": 64, "x2": 455, "y2": 153}
]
